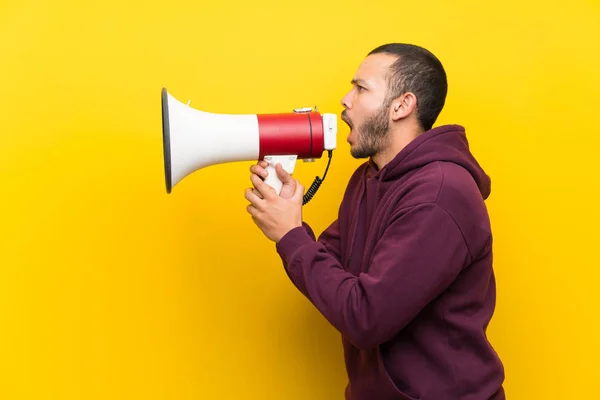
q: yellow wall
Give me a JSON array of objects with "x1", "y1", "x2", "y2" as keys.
[{"x1": 1, "y1": 0, "x2": 598, "y2": 398}]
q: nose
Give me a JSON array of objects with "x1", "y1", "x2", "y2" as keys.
[{"x1": 341, "y1": 90, "x2": 352, "y2": 109}]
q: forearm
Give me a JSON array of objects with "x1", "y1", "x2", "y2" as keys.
[
  {"x1": 276, "y1": 204, "x2": 469, "y2": 350},
  {"x1": 277, "y1": 226, "x2": 381, "y2": 349}
]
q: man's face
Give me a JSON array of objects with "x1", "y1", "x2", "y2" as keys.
[{"x1": 340, "y1": 53, "x2": 396, "y2": 159}]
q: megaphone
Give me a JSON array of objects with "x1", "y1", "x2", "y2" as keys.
[{"x1": 161, "y1": 88, "x2": 337, "y2": 204}]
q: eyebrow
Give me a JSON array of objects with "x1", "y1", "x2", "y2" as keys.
[{"x1": 351, "y1": 78, "x2": 369, "y2": 86}]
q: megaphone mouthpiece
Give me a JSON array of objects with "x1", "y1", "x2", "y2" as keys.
[{"x1": 161, "y1": 88, "x2": 337, "y2": 204}]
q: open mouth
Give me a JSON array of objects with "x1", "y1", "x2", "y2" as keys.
[{"x1": 341, "y1": 111, "x2": 353, "y2": 129}]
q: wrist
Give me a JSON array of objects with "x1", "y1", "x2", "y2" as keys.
[{"x1": 276, "y1": 223, "x2": 302, "y2": 244}]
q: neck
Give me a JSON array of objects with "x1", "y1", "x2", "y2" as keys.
[{"x1": 371, "y1": 123, "x2": 423, "y2": 170}]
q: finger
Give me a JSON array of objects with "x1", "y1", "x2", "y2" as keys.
[
  {"x1": 246, "y1": 203, "x2": 260, "y2": 217},
  {"x1": 250, "y1": 171, "x2": 267, "y2": 185},
  {"x1": 251, "y1": 215, "x2": 262, "y2": 229},
  {"x1": 250, "y1": 164, "x2": 268, "y2": 179},
  {"x1": 250, "y1": 160, "x2": 270, "y2": 173},
  {"x1": 245, "y1": 188, "x2": 265, "y2": 209},
  {"x1": 250, "y1": 173, "x2": 276, "y2": 199},
  {"x1": 252, "y1": 188, "x2": 263, "y2": 199}
]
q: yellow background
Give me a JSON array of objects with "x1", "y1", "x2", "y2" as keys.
[{"x1": 1, "y1": 0, "x2": 599, "y2": 398}]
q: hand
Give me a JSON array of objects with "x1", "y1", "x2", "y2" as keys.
[
  {"x1": 245, "y1": 161, "x2": 304, "y2": 243},
  {"x1": 249, "y1": 160, "x2": 297, "y2": 200}
]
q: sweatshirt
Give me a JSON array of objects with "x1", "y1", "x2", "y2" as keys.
[{"x1": 276, "y1": 124, "x2": 506, "y2": 400}]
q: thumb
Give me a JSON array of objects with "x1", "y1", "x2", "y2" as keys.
[
  {"x1": 275, "y1": 163, "x2": 294, "y2": 184},
  {"x1": 292, "y1": 179, "x2": 305, "y2": 202}
]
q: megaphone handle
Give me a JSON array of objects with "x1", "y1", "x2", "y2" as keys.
[{"x1": 263, "y1": 155, "x2": 297, "y2": 195}]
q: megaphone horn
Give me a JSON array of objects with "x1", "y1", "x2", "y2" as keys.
[{"x1": 161, "y1": 88, "x2": 337, "y2": 205}]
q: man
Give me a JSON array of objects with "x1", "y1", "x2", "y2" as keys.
[{"x1": 244, "y1": 43, "x2": 505, "y2": 400}]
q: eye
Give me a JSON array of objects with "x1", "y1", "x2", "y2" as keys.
[{"x1": 357, "y1": 85, "x2": 366, "y2": 92}]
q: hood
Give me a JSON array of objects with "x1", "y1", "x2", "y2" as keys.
[{"x1": 372, "y1": 124, "x2": 491, "y2": 199}]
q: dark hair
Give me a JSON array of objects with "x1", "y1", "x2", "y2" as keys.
[{"x1": 368, "y1": 43, "x2": 448, "y2": 131}]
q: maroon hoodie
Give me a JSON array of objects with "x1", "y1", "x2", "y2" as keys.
[{"x1": 276, "y1": 125, "x2": 505, "y2": 400}]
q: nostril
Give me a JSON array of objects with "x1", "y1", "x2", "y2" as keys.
[{"x1": 341, "y1": 96, "x2": 351, "y2": 110}]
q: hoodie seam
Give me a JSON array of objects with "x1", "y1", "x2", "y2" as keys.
[
  {"x1": 437, "y1": 203, "x2": 473, "y2": 264},
  {"x1": 434, "y1": 161, "x2": 444, "y2": 203},
  {"x1": 431, "y1": 162, "x2": 472, "y2": 261}
]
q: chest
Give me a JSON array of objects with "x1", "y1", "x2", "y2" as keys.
[{"x1": 338, "y1": 181, "x2": 398, "y2": 276}]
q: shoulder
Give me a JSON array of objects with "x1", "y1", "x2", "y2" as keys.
[
  {"x1": 387, "y1": 162, "x2": 492, "y2": 255},
  {"x1": 433, "y1": 162, "x2": 493, "y2": 257},
  {"x1": 434, "y1": 161, "x2": 488, "y2": 213},
  {"x1": 390, "y1": 161, "x2": 483, "y2": 207}
]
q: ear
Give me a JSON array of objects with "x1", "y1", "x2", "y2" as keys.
[{"x1": 390, "y1": 92, "x2": 417, "y2": 121}]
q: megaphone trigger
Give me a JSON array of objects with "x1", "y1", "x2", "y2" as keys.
[{"x1": 161, "y1": 87, "x2": 337, "y2": 205}]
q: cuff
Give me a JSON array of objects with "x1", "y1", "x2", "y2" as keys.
[{"x1": 276, "y1": 225, "x2": 315, "y2": 263}]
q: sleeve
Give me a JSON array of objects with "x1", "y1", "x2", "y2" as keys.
[
  {"x1": 275, "y1": 203, "x2": 469, "y2": 350},
  {"x1": 280, "y1": 219, "x2": 342, "y2": 293},
  {"x1": 307, "y1": 219, "x2": 343, "y2": 264}
]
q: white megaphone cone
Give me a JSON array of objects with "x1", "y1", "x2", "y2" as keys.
[{"x1": 161, "y1": 88, "x2": 337, "y2": 204}]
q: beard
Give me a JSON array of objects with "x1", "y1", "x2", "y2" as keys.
[{"x1": 343, "y1": 103, "x2": 391, "y2": 159}]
